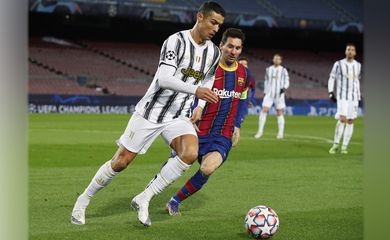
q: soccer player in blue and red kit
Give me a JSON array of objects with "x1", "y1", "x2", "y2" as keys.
[{"x1": 166, "y1": 28, "x2": 251, "y2": 215}]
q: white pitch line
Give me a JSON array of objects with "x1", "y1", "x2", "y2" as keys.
[
  {"x1": 240, "y1": 133, "x2": 362, "y2": 145},
  {"x1": 29, "y1": 129, "x2": 362, "y2": 145}
]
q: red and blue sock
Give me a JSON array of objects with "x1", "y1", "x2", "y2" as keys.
[{"x1": 173, "y1": 170, "x2": 209, "y2": 203}]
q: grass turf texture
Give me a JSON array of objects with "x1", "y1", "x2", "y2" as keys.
[{"x1": 29, "y1": 114, "x2": 363, "y2": 240}]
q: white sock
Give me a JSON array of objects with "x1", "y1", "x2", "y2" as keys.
[
  {"x1": 277, "y1": 115, "x2": 285, "y2": 136},
  {"x1": 342, "y1": 123, "x2": 354, "y2": 146},
  {"x1": 141, "y1": 156, "x2": 191, "y2": 202},
  {"x1": 258, "y1": 111, "x2": 267, "y2": 133},
  {"x1": 81, "y1": 160, "x2": 118, "y2": 202},
  {"x1": 334, "y1": 120, "x2": 345, "y2": 144}
]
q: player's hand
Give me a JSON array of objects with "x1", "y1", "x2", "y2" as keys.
[
  {"x1": 329, "y1": 92, "x2": 337, "y2": 103},
  {"x1": 232, "y1": 127, "x2": 240, "y2": 147},
  {"x1": 280, "y1": 88, "x2": 286, "y2": 94},
  {"x1": 195, "y1": 87, "x2": 218, "y2": 104},
  {"x1": 191, "y1": 106, "x2": 203, "y2": 132}
]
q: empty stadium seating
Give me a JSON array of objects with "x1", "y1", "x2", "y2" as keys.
[{"x1": 29, "y1": 37, "x2": 363, "y2": 100}]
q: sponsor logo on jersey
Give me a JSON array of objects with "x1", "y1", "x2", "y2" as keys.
[
  {"x1": 181, "y1": 67, "x2": 205, "y2": 82},
  {"x1": 213, "y1": 88, "x2": 241, "y2": 99}
]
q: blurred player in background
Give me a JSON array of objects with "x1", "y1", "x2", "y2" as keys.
[
  {"x1": 165, "y1": 28, "x2": 251, "y2": 215},
  {"x1": 71, "y1": 1, "x2": 225, "y2": 227},
  {"x1": 255, "y1": 54, "x2": 289, "y2": 139},
  {"x1": 328, "y1": 43, "x2": 362, "y2": 154},
  {"x1": 237, "y1": 56, "x2": 256, "y2": 121}
]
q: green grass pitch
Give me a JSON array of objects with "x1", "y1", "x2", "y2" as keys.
[{"x1": 29, "y1": 114, "x2": 363, "y2": 240}]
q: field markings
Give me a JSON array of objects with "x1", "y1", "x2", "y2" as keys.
[
  {"x1": 29, "y1": 128, "x2": 362, "y2": 145},
  {"x1": 240, "y1": 133, "x2": 362, "y2": 145}
]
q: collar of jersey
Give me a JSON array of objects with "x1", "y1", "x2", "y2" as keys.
[
  {"x1": 219, "y1": 61, "x2": 238, "y2": 72},
  {"x1": 187, "y1": 30, "x2": 208, "y2": 48}
]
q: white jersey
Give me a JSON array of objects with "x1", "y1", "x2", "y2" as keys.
[
  {"x1": 328, "y1": 58, "x2": 362, "y2": 102},
  {"x1": 263, "y1": 65, "x2": 289, "y2": 98},
  {"x1": 135, "y1": 30, "x2": 221, "y2": 123}
]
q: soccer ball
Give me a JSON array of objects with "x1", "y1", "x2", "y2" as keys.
[{"x1": 244, "y1": 205, "x2": 279, "y2": 239}]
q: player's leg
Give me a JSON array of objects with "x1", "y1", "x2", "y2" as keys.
[
  {"x1": 341, "y1": 103, "x2": 358, "y2": 154},
  {"x1": 71, "y1": 146, "x2": 137, "y2": 225},
  {"x1": 329, "y1": 115, "x2": 347, "y2": 154},
  {"x1": 71, "y1": 113, "x2": 159, "y2": 225},
  {"x1": 275, "y1": 97, "x2": 286, "y2": 139},
  {"x1": 329, "y1": 100, "x2": 348, "y2": 154},
  {"x1": 131, "y1": 119, "x2": 197, "y2": 226},
  {"x1": 276, "y1": 109, "x2": 285, "y2": 139},
  {"x1": 167, "y1": 151, "x2": 223, "y2": 215},
  {"x1": 341, "y1": 119, "x2": 354, "y2": 154},
  {"x1": 255, "y1": 95, "x2": 272, "y2": 138}
]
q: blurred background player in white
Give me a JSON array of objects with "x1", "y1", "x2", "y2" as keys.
[
  {"x1": 255, "y1": 54, "x2": 289, "y2": 139},
  {"x1": 70, "y1": 1, "x2": 225, "y2": 227},
  {"x1": 328, "y1": 43, "x2": 361, "y2": 154}
]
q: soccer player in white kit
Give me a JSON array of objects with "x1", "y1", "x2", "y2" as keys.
[
  {"x1": 255, "y1": 54, "x2": 289, "y2": 139},
  {"x1": 328, "y1": 43, "x2": 362, "y2": 154},
  {"x1": 70, "y1": 1, "x2": 225, "y2": 227}
]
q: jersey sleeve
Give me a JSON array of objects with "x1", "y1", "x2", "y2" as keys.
[
  {"x1": 357, "y1": 63, "x2": 362, "y2": 100},
  {"x1": 328, "y1": 62, "x2": 339, "y2": 93},
  {"x1": 283, "y1": 68, "x2": 290, "y2": 89},
  {"x1": 263, "y1": 67, "x2": 269, "y2": 94},
  {"x1": 159, "y1": 33, "x2": 183, "y2": 70}
]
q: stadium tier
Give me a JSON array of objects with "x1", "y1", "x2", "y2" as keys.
[{"x1": 28, "y1": 37, "x2": 361, "y2": 100}]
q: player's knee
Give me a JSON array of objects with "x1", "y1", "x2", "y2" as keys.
[
  {"x1": 347, "y1": 119, "x2": 354, "y2": 124},
  {"x1": 113, "y1": 150, "x2": 133, "y2": 171},
  {"x1": 178, "y1": 148, "x2": 198, "y2": 163},
  {"x1": 200, "y1": 164, "x2": 216, "y2": 176}
]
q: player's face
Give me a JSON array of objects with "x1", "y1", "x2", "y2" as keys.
[
  {"x1": 197, "y1": 11, "x2": 224, "y2": 40},
  {"x1": 220, "y1": 37, "x2": 243, "y2": 65},
  {"x1": 273, "y1": 55, "x2": 282, "y2": 66},
  {"x1": 345, "y1": 46, "x2": 356, "y2": 59},
  {"x1": 239, "y1": 60, "x2": 248, "y2": 68}
]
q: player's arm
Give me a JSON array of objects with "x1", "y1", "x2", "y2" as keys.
[
  {"x1": 328, "y1": 62, "x2": 338, "y2": 102},
  {"x1": 280, "y1": 68, "x2": 289, "y2": 94},
  {"x1": 263, "y1": 68, "x2": 269, "y2": 95},
  {"x1": 233, "y1": 70, "x2": 252, "y2": 144},
  {"x1": 357, "y1": 63, "x2": 362, "y2": 101},
  {"x1": 158, "y1": 36, "x2": 217, "y2": 103}
]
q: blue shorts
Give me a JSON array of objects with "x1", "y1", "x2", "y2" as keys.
[{"x1": 198, "y1": 134, "x2": 232, "y2": 163}]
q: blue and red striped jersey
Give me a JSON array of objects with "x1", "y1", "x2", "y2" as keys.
[{"x1": 196, "y1": 62, "x2": 251, "y2": 138}]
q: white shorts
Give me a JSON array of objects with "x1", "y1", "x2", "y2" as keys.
[
  {"x1": 262, "y1": 94, "x2": 286, "y2": 109},
  {"x1": 118, "y1": 113, "x2": 197, "y2": 155},
  {"x1": 335, "y1": 100, "x2": 359, "y2": 120}
]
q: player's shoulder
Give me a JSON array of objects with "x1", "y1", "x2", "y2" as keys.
[{"x1": 167, "y1": 29, "x2": 188, "y2": 42}]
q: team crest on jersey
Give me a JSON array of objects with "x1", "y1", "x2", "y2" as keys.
[
  {"x1": 238, "y1": 77, "x2": 245, "y2": 86},
  {"x1": 181, "y1": 67, "x2": 204, "y2": 82},
  {"x1": 166, "y1": 50, "x2": 176, "y2": 60}
]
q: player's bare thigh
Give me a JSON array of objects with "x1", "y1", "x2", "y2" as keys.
[
  {"x1": 200, "y1": 151, "x2": 224, "y2": 176},
  {"x1": 170, "y1": 134, "x2": 199, "y2": 164},
  {"x1": 110, "y1": 145, "x2": 137, "y2": 172}
]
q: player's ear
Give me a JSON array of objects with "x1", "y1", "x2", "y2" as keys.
[
  {"x1": 197, "y1": 12, "x2": 204, "y2": 22},
  {"x1": 219, "y1": 41, "x2": 223, "y2": 49}
]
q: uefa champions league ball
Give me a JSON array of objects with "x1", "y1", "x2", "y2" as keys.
[{"x1": 244, "y1": 205, "x2": 279, "y2": 239}]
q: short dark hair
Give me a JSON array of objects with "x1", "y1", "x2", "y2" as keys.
[
  {"x1": 221, "y1": 28, "x2": 245, "y2": 45},
  {"x1": 238, "y1": 56, "x2": 249, "y2": 63},
  {"x1": 198, "y1": 1, "x2": 226, "y2": 17},
  {"x1": 346, "y1": 43, "x2": 356, "y2": 48},
  {"x1": 274, "y1": 53, "x2": 282, "y2": 58}
]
